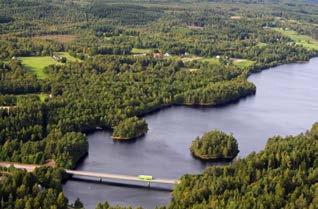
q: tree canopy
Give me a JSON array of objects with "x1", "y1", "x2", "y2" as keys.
[{"x1": 190, "y1": 130, "x2": 239, "y2": 161}]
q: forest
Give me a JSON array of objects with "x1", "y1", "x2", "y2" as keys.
[
  {"x1": 0, "y1": 167, "x2": 68, "y2": 209},
  {"x1": 169, "y1": 123, "x2": 318, "y2": 209},
  {"x1": 0, "y1": 0, "x2": 318, "y2": 208},
  {"x1": 190, "y1": 130, "x2": 239, "y2": 161}
]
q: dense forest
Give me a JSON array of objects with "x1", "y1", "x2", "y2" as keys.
[
  {"x1": 0, "y1": 167, "x2": 137, "y2": 209},
  {"x1": 170, "y1": 123, "x2": 318, "y2": 209},
  {"x1": 0, "y1": 167, "x2": 68, "y2": 209},
  {"x1": 0, "y1": 0, "x2": 318, "y2": 208},
  {"x1": 190, "y1": 130, "x2": 239, "y2": 161}
]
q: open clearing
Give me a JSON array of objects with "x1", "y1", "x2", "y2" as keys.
[
  {"x1": 131, "y1": 48, "x2": 152, "y2": 54},
  {"x1": 273, "y1": 28, "x2": 318, "y2": 50},
  {"x1": 19, "y1": 56, "x2": 60, "y2": 79},
  {"x1": 175, "y1": 55, "x2": 254, "y2": 68},
  {"x1": 19, "y1": 53, "x2": 79, "y2": 79},
  {"x1": 232, "y1": 59, "x2": 255, "y2": 69},
  {"x1": 177, "y1": 56, "x2": 220, "y2": 65}
]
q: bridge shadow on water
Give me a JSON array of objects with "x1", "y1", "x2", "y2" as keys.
[{"x1": 69, "y1": 177, "x2": 173, "y2": 192}]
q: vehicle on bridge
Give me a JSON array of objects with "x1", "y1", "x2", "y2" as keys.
[{"x1": 138, "y1": 175, "x2": 153, "y2": 181}]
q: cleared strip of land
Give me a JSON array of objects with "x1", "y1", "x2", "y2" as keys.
[
  {"x1": 19, "y1": 53, "x2": 80, "y2": 79},
  {"x1": 273, "y1": 28, "x2": 318, "y2": 50}
]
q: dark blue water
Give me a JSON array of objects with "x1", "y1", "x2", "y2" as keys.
[{"x1": 63, "y1": 58, "x2": 318, "y2": 209}]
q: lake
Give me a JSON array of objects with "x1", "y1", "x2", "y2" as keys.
[{"x1": 63, "y1": 58, "x2": 318, "y2": 209}]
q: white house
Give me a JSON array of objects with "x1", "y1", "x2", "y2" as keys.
[{"x1": 164, "y1": 52, "x2": 171, "y2": 57}]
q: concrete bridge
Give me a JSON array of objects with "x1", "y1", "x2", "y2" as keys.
[{"x1": 0, "y1": 162, "x2": 180, "y2": 188}]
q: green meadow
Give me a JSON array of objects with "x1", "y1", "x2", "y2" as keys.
[
  {"x1": 131, "y1": 48, "x2": 152, "y2": 54},
  {"x1": 274, "y1": 28, "x2": 318, "y2": 50},
  {"x1": 19, "y1": 56, "x2": 60, "y2": 79},
  {"x1": 19, "y1": 52, "x2": 79, "y2": 79},
  {"x1": 233, "y1": 59, "x2": 255, "y2": 69}
]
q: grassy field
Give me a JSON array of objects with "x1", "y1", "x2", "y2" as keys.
[
  {"x1": 19, "y1": 52, "x2": 79, "y2": 79},
  {"x1": 171, "y1": 55, "x2": 254, "y2": 68},
  {"x1": 232, "y1": 59, "x2": 255, "y2": 69},
  {"x1": 19, "y1": 56, "x2": 60, "y2": 79},
  {"x1": 274, "y1": 28, "x2": 318, "y2": 50},
  {"x1": 131, "y1": 48, "x2": 152, "y2": 54},
  {"x1": 177, "y1": 56, "x2": 220, "y2": 65}
]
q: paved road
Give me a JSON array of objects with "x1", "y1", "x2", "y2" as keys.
[
  {"x1": 66, "y1": 169, "x2": 180, "y2": 185},
  {"x1": 0, "y1": 162, "x2": 180, "y2": 185},
  {"x1": 0, "y1": 162, "x2": 39, "y2": 172}
]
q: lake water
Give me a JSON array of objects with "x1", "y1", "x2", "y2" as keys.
[{"x1": 63, "y1": 58, "x2": 318, "y2": 209}]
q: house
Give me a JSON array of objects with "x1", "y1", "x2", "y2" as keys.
[
  {"x1": 52, "y1": 54, "x2": 62, "y2": 61},
  {"x1": 52, "y1": 54, "x2": 66, "y2": 63},
  {"x1": 153, "y1": 52, "x2": 162, "y2": 59},
  {"x1": 164, "y1": 52, "x2": 171, "y2": 57}
]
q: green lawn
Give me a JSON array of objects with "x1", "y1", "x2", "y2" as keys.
[
  {"x1": 178, "y1": 56, "x2": 220, "y2": 65},
  {"x1": 19, "y1": 53, "x2": 79, "y2": 79},
  {"x1": 172, "y1": 55, "x2": 254, "y2": 68},
  {"x1": 273, "y1": 28, "x2": 318, "y2": 50},
  {"x1": 131, "y1": 48, "x2": 152, "y2": 54},
  {"x1": 19, "y1": 56, "x2": 61, "y2": 79},
  {"x1": 233, "y1": 59, "x2": 255, "y2": 69}
]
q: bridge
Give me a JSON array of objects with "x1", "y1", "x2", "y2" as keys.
[{"x1": 0, "y1": 162, "x2": 180, "y2": 188}]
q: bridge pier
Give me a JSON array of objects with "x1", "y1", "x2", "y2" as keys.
[{"x1": 148, "y1": 181, "x2": 150, "y2": 189}]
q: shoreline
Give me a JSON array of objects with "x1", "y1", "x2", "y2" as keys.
[
  {"x1": 191, "y1": 153, "x2": 237, "y2": 162},
  {"x1": 68, "y1": 56, "x2": 318, "y2": 173}
]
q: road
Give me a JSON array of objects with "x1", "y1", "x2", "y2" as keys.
[
  {"x1": 66, "y1": 169, "x2": 180, "y2": 185},
  {"x1": 0, "y1": 162, "x2": 180, "y2": 185}
]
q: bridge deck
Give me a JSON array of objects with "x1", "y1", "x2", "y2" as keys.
[
  {"x1": 66, "y1": 170, "x2": 179, "y2": 184},
  {"x1": 0, "y1": 162, "x2": 180, "y2": 185}
]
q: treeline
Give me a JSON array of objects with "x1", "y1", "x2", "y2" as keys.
[
  {"x1": 0, "y1": 128, "x2": 88, "y2": 168},
  {"x1": 179, "y1": 78, "x2": 256, "y2": 106},
  {"x1": 0, "y1": 61, "x2": 45, "y2": 94},
  {"x1": 169, "y1": 123, "x2": 318, "y2": 209},
  {"x1": 0, "y1": 38, "x2": 64, "y2": 59},
  {"x1": 0, "y1": 98, "x2": 44, "y2": 143},
  {"x1": 0, "y1": 167, "x2": 68, "y2": 209},
  {"x1": 0, "y1": 166, "x2": 144, "y2": 209},
  {"x1": 87, "y1": 2, "x2": 164, "y2": 25},
  {"x1": 0, "y1": 97, "x2": 88, "y2": 168}
]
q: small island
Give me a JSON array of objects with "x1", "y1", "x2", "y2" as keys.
[
  {"x1": 190, "y1": 130, "x2": 239, "y2": 161},
  {"x1": 112, "y1": 117, "x2": 148, "y2": 140}
]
